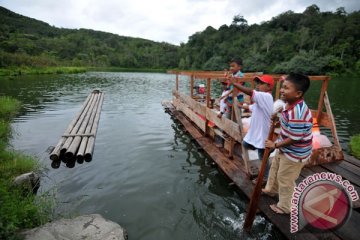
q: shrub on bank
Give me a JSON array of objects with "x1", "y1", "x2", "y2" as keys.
[
  {"x1": 0, "y1": 96, "x2": 50, "y2": 239},
  {"x1": 350, "y1": 134, "x2": 360, "y2": 159}
]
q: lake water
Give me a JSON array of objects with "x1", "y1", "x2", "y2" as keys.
[{"x1": 0, "y1": 72, "x2": 358, "y2": 240}]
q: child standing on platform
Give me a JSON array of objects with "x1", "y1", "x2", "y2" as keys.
[{"x1": 263, "y1": 73, "x2": 313, "y2": 215}]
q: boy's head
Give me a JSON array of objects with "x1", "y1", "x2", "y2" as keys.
[
  {"x1": 254, "y1": 75, "x2": 274, "y2": 92},
  {"x1": 229, "y1": 58, "x2": 242, "y2": 73},
  {"x1": 280, "y1": 73, "x2": 310, "y2": 103}
]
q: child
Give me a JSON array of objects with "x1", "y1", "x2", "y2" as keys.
[
  {"x1": 223, "y1": 58, "x2": 245, "y2": 112},
  {"x1": 231, "y1": 75, "x2": 274, "y2": 181},
  {"x1": 217, "y1": 80, "x2": 231, "y2": 119},
  {"x1": 263, "y1": 73, "x2": 313, "y2": 215},
  {"x1": 215, "y1": 79, "x2": 232, "y2": 147}
]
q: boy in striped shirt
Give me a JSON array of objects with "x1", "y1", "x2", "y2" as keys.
[{"x1": 263, "y1": 73, "x2": 313, "y2": 214}]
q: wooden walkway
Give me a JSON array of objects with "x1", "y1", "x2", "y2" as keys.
[{"x1": 163, "y1": 101, "x2": 360, "y2": 240}]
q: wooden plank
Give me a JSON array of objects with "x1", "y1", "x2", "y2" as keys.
[
  {"x1": 321, "y1": 161, "x2": 360, "y2": 187},
  {"x1": 344, "y1": 154, "x2": 360, "y2": 168},
  {"x1": 174, "y1": 91, "x2": 206, "y2": 115},
  {"x1": 173, "y1": 98, "x2": 206, "y2": 132},
  {"x1": 205, "y1": 107, "x2": 242, "y2": 142}
]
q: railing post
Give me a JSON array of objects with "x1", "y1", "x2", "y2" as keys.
[
  {"x1": 190, "y1": 74, "x2": 194, "y2": 98},
  {"x1": 205, "y1": 78, "x2": 211, "y2": 136},
  {"x1": 176, "y1": 73, "x2": 179, "y2": 91}
]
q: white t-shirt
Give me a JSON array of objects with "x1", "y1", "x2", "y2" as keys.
[{"x1": 243, "y1": 91, "x2": 273, "y2": 149}]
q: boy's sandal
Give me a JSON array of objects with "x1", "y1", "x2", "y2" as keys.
[
  {"x1": 261, "y1": 189, "x2": 276, "y2": 197},
  {"x1": 270, "y1": 204, "x2": 287, "y2": 215}
]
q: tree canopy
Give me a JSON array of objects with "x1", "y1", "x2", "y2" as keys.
[{"x1": 178, "y1": 5, "x2": 360, "y2": 74}]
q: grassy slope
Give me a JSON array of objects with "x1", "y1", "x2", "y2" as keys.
[{"x1": 0, "y1": 96, "x2": 50, "y2": 240}]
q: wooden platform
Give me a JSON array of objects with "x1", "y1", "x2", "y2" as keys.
[{"x1": 162, "y1": 100, "x2": 360, "y2": 240}]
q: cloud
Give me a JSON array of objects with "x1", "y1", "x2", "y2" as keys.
[{"x1": 1, "y1": 0, "x2": 359, "y2": 45}]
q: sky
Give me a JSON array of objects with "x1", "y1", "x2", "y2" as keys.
[{"x1": 1, "y1": 0, "x2": 359, "y2": 45}]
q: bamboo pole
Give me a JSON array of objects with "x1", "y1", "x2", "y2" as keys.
[
  {"x1": 49, "y1": 94, "x2": 92, "y2": 161},
  {"x1": 65, "y1": 94, "x2": 99, "y2": 158},
  {"x1": 76, "y1": 93, "x2": 101, "y2": 160},
  {"x1": 243, "y1": 115, "x2": 278, "y2": 231},
  {"x1": 60, "y1": 93, "x2": 96, "y2": 154},
  {"x1": 84, "y1": 93, "x2": 104, "y2": 160}
]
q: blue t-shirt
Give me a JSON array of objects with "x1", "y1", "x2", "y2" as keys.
[{"x1": 227, "y1": 71, "x2": 244, "y2": 105}]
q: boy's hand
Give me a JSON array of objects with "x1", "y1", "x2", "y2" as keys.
[{"x1": 265, "y1": 140, "x2": 276, "y2": 149}]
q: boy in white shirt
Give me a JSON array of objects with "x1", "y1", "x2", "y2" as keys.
[{"x1": 231, "y1": 75, "x2": 274, "y2": 182}]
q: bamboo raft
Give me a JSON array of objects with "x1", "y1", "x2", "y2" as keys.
[
  {"x1": 49, "y1": 90, "x2": 104, "y2": 162},
  {"x1": 162, "y1": 71, "x2": 360, "y2": 240}
]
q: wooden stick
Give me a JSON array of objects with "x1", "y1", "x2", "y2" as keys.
[
  {"x1": 243, "y1": 114, "x2": 278, "y2": 231},
  {"x1": 65, "y1": 94, "x2": 99, "y2": 158},
  {"x1": 84, "y1": 93, "x2": 104, "y2": 160},
  {"x1": 49, "y1": 93, "x2": 93, "y2": 161},
  {"x1": 60, "y1": 93, "x2": 96, "y2": 154},
  {"x1": 316, "y1": 78, "x2": 329, "y2": 122}
]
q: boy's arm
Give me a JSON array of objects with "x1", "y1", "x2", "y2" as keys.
[
  {"x1": 219, "y1": 89, "x2": 233, "y2": 100},
  {"x1": 231, "y1": 79, "x2": 253, "y2": 96},
  {"x1": 265, "y1": 138, "x2": 296, "y2": 149}
]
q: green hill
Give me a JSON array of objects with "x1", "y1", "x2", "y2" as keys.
[
  {"x1": 0, "y1": 6, "x2": 179, "y2": 70},
  {"x1": 1, "y1": 5, "x2": 359, "y2": 75},
  {"x1": 178, "y1": 5, "x2": 360, "y2": 75}
]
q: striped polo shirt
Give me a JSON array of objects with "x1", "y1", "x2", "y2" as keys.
[{"x1": 278, "y1": 99, "x2": 313, "y2": 162}]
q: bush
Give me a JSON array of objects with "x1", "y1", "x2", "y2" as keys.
[
  {"x1": 0, "y1": 97, "x2": 21, "y2": 119},
  {"x1": 350, "y1": 134, "x2": 360, "y2": 159}
]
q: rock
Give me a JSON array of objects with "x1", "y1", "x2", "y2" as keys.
[
  {"x1": 23, "y1": 214, "x2": 128, "y2": 240},
  {"x1": 13, "y1": 172, "x2": 40, "y2": 193}
]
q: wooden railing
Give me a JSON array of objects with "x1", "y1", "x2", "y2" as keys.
[{"x1": 171, "y1": 71, "x2": 343, "y2": 167}]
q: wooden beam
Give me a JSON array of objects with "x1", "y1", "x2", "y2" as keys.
[
  {"x1": 205, "y1": 108, "x2": 243, "y2": 142},
  {"x1": 275, "y1": 79, "x2": 281, "y2": 100},
  {"x1": 190, "y1": 74, "x2": 194, "y2": 98},
  {"x1": 173, "y1": 91, "x2": 206, "y2": 115},
  {"x1": 176, "y1": 73, "x2": 179, "y2": 91},
  {"x1": 173, "y1": 98, "x2": 206, "y2": 132},
  {"x1": 234, "y1": 98, "x2": 250, "y2": 174},
  {"x1": 324, "y1": 91, "x2": 341, "y2": 149},
  {"x1": 205, "y1": 78, "x2": 211, "y2": 136},
  {"x1": 316, "y1": 78, "x2": 329, "y2": 122}
]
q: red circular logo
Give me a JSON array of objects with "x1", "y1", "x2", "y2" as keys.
[{"x1": 300, "y1": 181, "x2": 351, "y2": 230}]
